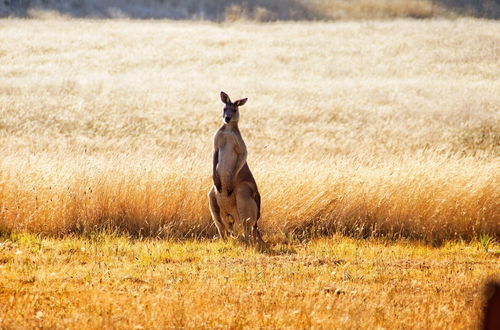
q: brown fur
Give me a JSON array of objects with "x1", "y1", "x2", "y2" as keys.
[
  {"x1": 208, "y1": 92, "x2": 264, "y2": 247},
  {"x1": 483, "y1": 281, "x2": 500, "y2": 330}
]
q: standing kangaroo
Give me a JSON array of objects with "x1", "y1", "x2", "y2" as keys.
[{"x1": 208, "y1": 91, "x2": 264, "y2": 246}]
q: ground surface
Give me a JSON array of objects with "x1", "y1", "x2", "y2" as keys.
[
  {"x1": 0, "y1": 18, "x2": 499, "y2": 328},
  {"x1": 0, "y1": 234, "x2": 498, "y2": 329}
]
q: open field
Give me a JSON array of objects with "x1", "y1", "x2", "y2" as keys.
[
  {"x1": 0, "y1": 18, "x2": 499, "y2": 329},
  {"x1": 0, "y1": 233, "x2": 499, "y2": 328},
  {"x1": 0, "y1": 18, "x2": 499, "y2": 242}
]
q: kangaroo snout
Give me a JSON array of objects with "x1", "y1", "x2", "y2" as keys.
[{"x1": 224, "y1": 116, "x2": 232, "y2": 123}]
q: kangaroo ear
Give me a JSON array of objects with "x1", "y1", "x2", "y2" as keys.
[
  {"x1": 220, "y1": 91, "x2": 231, "y2": 104},
  {"x1": 234, "y1": 98, "x2": 248, "y2": 107}
]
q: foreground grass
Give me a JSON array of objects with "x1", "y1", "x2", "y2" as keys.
[{"x1": 0, "y1": 233, "x2": 498, "y2": 328}]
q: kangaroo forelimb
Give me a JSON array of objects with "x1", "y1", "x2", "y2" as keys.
[{"x1": 212, "y1": 150, "x2": 222, "y2": 193}]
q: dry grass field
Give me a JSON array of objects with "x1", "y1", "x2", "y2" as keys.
[
  {"x1": 0, "y1": 18, "x2": 498, "y2": 242},
  {"x1": 0, "y1": 18, "x2": 499, "y2": 328},
  {"x1": 0, "y1": 233, "x2": 499, "y2": 328}
]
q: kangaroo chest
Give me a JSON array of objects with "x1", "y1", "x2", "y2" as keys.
[{"x1": 217, "y1": 131, "x2": 244, "y2": 177}]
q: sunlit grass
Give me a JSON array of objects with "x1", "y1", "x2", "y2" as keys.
[
  {"x1": 0, "y1": 17, "x2": 498, "y2": 329},
  {"x1": 0, "y1": 19, "x2": 499, "y2": 243},
  {"x1": 0, "y1": 232, "x2": 498, "y2": 328}
]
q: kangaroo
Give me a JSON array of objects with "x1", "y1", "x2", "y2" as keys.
[
  {"x1": 483, "y1": 281, "x2": 500, "y2": 330},
  {"x1": 208, "y1": 91, "x2": 264, "y2": 247}
]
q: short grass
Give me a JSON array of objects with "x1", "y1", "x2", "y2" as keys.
[{"x1": 0, "y1": 233, "x2": 498, "y2": 328}]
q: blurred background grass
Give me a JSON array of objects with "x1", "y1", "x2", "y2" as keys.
[
  {"x1": 0, "y1": 19, "x2": 498, "y2": 242},
  {"x1": 1, "y1": 0, "x2": 499, "y2": 20}
]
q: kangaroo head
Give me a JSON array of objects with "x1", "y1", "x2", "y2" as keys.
[{"x1": 220, "y1": 91, "x2": 247, "y2": 125}]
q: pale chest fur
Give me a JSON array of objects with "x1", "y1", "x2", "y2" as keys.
[{"x1": 216, "y1": 129, "x2": 246, "y2": 178}]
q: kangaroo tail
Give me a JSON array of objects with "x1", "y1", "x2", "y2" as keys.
[{"x1": 254, "y1": 191, "x2": 261, "y2": 220}]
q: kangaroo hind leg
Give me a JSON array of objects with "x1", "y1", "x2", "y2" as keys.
[
  {"x1": 236, "y1": 184, "x2": 264, "y2": 247},
  {"x1": 208, "y1": 187, "x2": 227, "y2": 240}
]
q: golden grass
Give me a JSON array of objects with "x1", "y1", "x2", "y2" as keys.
[
  {"x1": 0, "y1": 18, "x2": 499, "y2": 243},
  {"x1": 0, "y1": 233, "x2": 498, "y2": 328}
]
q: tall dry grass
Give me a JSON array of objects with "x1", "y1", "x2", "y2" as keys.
[
  {"x1": 0, "y1": 19, "x2": 499, "y2": 242},
  {"x1": 1, "y1": 154, "x2": 498, "y2": 241}
]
